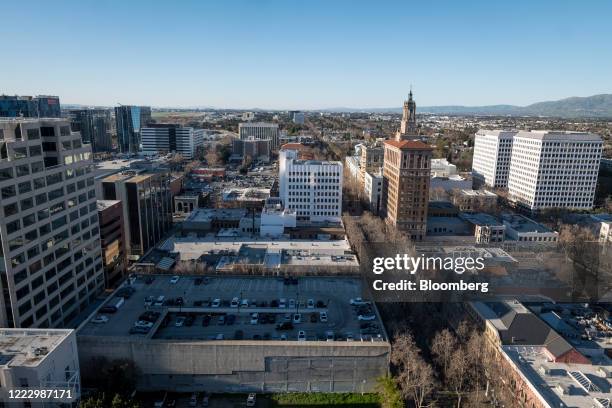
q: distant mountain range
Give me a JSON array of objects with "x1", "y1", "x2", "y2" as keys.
[
  {"x1": 63, "y1": 94, "x2": 612, "y2": 118},
  {"x1": 322, "y1": 94, "x2": 612, "y2": 118}
]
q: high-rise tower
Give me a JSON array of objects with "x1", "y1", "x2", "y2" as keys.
[{"x1": 396, "y1": 90, "x2": 417, "y2": 140}]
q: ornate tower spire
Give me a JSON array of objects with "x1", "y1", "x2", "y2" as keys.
[{"x1": 396, "y1": 89, "x2": 417, "y2": 140}]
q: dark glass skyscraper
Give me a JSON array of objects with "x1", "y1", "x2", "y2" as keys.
[
  {"x1": 0, "y1": 95, "x2": 61, "y2": 118},
  {"x1": 69, "y1": 109, "x2": 113, "y2": 153},
  {"x1": 114, "y1": 105, "x2": 152, "y2": 154}
]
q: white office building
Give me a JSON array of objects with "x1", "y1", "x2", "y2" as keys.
[
  {"x1": 239, "y1": 122, "x2": 279, "y2": 150},
  {"x1": 472, "y1": 130, "x2": 515, "y2": 188},
  {"x1": 472, "y1": 130, "x2": 602, "y2": 210},
  {"x1": 279, "y1": 148, "x2": 343, "y2": 222},
  {"x1": 0, "y1": 329, "x2": 80, "y2": 407},
  {"x1": 507, "y1": 131, "x2": 602, "y2": 210},
  {"x1": 0, "y1": 119, "x2": 104, "y2": 329},
  {"x1": 364, "y1": 170, "x2": 383, "y2": 214},
  {"x1": 141, "y1": 125, "x2": 204, "y2": 159}
]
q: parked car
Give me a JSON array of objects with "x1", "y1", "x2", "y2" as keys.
[
  {"x1": 189, "y1": 393, "x2": 197, "y2": 407},
  {"x1": 289, "y1": 299, "x2": 296, "y2": 309},
  {"x1": 246, "y1": 393, "x2": 256, "y2": 407},
  {"x1": 134, "y1": 320, "x2": 153, "y2": 329},
  {"x1": 99, "y1": 306, "x2": 118, "y2": 314},
  {"x1": 292, "y1": 313, "x2": 301, "y2": 324},
  {"x1": 250, "y1": 313, "x2": 259, "y2": 325},
  {"x1": 211, "y1": 299, "x2": 221, "y2": 308},
  {"x1": 298, "y1": 330, "x2": 306, "y2": 341},
  {"x1": 91, "y1": 315, "x2": 109, "y2": 324},
  {"x1": 350, "y1": 297, "x2": 370, "y2": 306},
  {"x1": 216, "y1": 333, "x2": 224, "y2": 340},
  {"x1": 276, "y1": 322, "x2": 293, "y2": 331},
  {"x1": 218, "y1": 315, "x2": 226, "y2": 325},
  {"x1": 230, "y1": 297, "x2": 239, "y2": 308},
  {"x1": 326, "y1": 330, "x2": 335, "y2": 342},
  {"x1": 307, "y1": 299, "x2": 315, "y2": 309},
  {"x1": 154, "y1": 296, "x2": 165, "y2": 306},
  {"x1": 319, "y1": 312, "x2": 328, "y2": 322},
  {"x1": 241, "y1": 299, "x2": 249, "y2": 307},
  {"x1": 278, "y1": 298, "x2": 286, "y2": 308},
  {"x1": 144, "y1": 296, "x2": 154, "y2": 306},
  {"x1": 169, "y1": 276, "x2": 180, "y2": 284},
  {"x1": 144, "y1": 276, "x2": 155, "y2": 285},
  {"x1": 310, "y1": 313, "x2": 317, "y2": 323},
  {"x1": 358, "y1": 314, "x2": 376, "y2": 321},
  {"x1": 175, "y1": 316, "x2": 186, "y2": 327}
]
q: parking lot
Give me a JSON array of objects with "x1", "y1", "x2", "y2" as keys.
[{"x1": 79, "y1": 275, "x2": 385, "y2": 342}]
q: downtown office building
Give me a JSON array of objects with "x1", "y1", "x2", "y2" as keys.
[
  {"x1": 141, "y1": 124, "x2": 204, "y2": 159},
  {"x1": 0, "y1": 119, "x2": 104, "y2": 328},
  {"x1": 473, "y1": 130, "x2": 603, "y2": 210}
]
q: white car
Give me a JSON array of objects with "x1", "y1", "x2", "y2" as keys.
[
  {"x1": 241, "y1": 299, "x2": 249, "y2": 307},
  {"x1": 144, "y1": 296, "x2": 154, "y2": 306},
  {"x1": 350, "y1": 297, "x2": 370, "y2": 306},
  {"x1": 307, "y1": 299, "x2": 315, "y2": 309},
  {"x1": 319, "y1": 312, "x2": 328, "y2": 322},
  {"x1": 278, "y1": 298, "x2": 286, "y2": 308},
  {"x1": 216, "y1": 333, "x2": 224, "y2": 340},
  {"x1": 169, "y1": 276, "x2": 180, "y2": 284},
  {"x1": 280, "y1": 334, "x2": 288, "y2": 341},
  {"x1": 246, "y1": 393, "x2": 256, "y2": 407},
  {"x1": 91, "y1": 315, "x2": 109, "y2": 324},
  {"x1": 175, "y1": 316, "x2": 186, "y2": 327},
  {"x1": 211, "y1": 298, "x2": 221, "y2": 308},
  {"x1": 358, "y1": 314, "x2": 376, "y2": 321},
  {"x1": 297, "y1": 330, "x2": 306, "y2": 341},
  {"x1": 289, "y1": 299, "x2": 296, "y2": 309},
  {"x1": 134, "y1": 320, "x2": 153, "y2": 329},
  {"x1": 153, "y1": 295, "x2": 165, "y2": 306},
  {"x1": 250, "y1": 313, "x2": 259, "y2": 325},
  {"x1": 230, "y1": 297, "x2": 239, "y2": 308},
  {"x1": 326, "y1": 330, "x2": 335, "y2": 342},
  {"x1": 293, "y1": 313, "x2": 301, "y2": 324}
]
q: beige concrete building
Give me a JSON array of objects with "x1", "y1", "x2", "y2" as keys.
[
  {"x1": 0, "y1": 119, "x2": 104, "y2": 328},
  {"x1": 0, "y1": 329, "x2": 80, "y2": 407}
]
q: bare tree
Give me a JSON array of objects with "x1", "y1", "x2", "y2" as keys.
[
  {"x1": 431, "y1": 328, "x2": 457, "y2": 377},
  {"x1": 391, "y1": 331, "x2": 436, "y2": 408}
]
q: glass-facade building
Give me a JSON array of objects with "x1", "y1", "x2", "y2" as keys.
[
  {"x1": 0, "y1": 95, "x2": 61, "y2": 118},
  {"x1": 68, "y1": 109, "x2": 112, "y2": 153},
  {"x1": 114, "y1": 105, "x2": 152, "y2": 154}
]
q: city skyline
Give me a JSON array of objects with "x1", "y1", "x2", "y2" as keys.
[{"x1": 2, "y1": 0, "x2": 612, "y2": 109}]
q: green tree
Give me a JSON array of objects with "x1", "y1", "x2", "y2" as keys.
[{"x1": 376, "y1": 376, "x2": 405, "y2": 408}]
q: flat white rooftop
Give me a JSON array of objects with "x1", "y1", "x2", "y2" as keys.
[
  {"x1": 160, "y1": 235, "x2": 353, "y2": 260},
  {"x1": 0, "y1": 329, "x2": 73, "y2": 368}
]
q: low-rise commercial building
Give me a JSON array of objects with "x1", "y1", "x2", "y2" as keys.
[
  {"x1": 502, "y1": 214, "x2": 559, "y2": 244},
  {"x1": 452, "y1": 189, "x2": 498, "y2": 212},
  {"x1": 0, "y1": 329, "x2": 80, "y2": 407}
]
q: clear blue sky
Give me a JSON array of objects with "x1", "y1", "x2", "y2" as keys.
[{"x1": 2, "y1": 0, "x2": 611, "y2": 109}]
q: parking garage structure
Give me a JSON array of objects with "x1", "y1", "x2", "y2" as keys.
[{"x1": 76, "y1": 275, "x2": 390, "y2": 393}]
